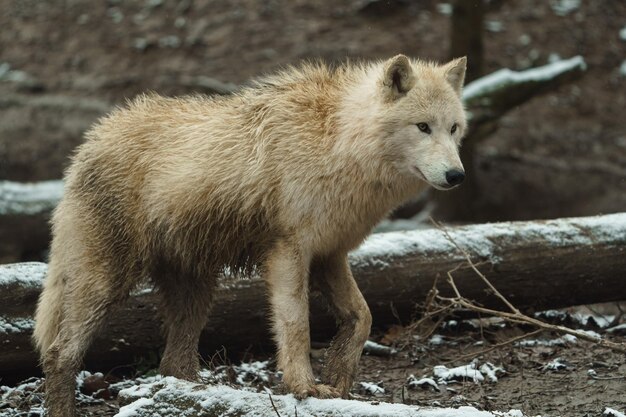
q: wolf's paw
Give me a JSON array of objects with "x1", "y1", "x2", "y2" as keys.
[{"x1": 293, "y1": 383, "x2": 341, "y2": 400}]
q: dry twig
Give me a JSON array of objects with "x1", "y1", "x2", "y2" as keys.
[{"x1": 268, "y1": 393, "x2": 282, "y2": 417}]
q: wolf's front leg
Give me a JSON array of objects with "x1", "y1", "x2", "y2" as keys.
[
  {"x1": 264, "y1": 240, "x2": 341, "y2": 399},
  {"x1": 313, "y1": 254, "x2": 372, "y2": 398}
]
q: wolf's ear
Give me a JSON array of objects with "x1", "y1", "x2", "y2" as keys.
[
  {"x1": 382, "y1": 55, "x2": 415, "y2": 100},
  {"x1": 443, "y1": 57, "x2": 467, "y2": 95}
]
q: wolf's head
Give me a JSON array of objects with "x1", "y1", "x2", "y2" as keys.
[{"x1": 377, "y1": 55, "x2": 467, "y2": 190}]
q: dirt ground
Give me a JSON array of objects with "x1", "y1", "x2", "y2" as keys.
[
  {"x1": 2, "y1": 309, "x2": 625, "y2": 416},
  {"x1": 1, "y1": 0, "x2": 626, "y2": 220}
]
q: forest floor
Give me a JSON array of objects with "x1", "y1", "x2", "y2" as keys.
[{"x1": 2, "y1": 307, "x2": 624, "y2": 416}]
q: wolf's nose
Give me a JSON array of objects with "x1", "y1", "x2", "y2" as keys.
[{"x1": 445, "y1": 169, "x2": 465, "y2": 186}]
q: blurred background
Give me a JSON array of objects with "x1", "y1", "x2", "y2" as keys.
[{"x1": 1, "y1": 0, "x2": 625, "y2": 263}]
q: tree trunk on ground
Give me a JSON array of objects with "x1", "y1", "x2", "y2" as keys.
[
  {"x1": 0, "y1": 180, "x2": 63, "y2": 263},
  {"x1": 1, "y1": 213, "x2": 624, "y2": 378}
]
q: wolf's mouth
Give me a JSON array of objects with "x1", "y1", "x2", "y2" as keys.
[
  {"x1": 412, "y1": 166, "x2": 427, "y2": 181},
  {"x1": 412, "y1": 166, "x2": 455, "y2": 190}
]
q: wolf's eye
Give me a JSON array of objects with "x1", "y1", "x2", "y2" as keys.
[
  {"x1": 416, "y1": 123, "x2": 431, "y2": 134},
  {"x1": 451, "y1": 123, "x2": 457, "y2": 134}
]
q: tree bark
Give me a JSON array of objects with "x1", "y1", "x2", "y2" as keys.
[{"x1": 1, "y1": 213, "x2": 624, "y2": 378}]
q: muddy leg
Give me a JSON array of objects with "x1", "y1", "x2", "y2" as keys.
[
  {"x1": 265, "y1": 240, "x2": 340, "y2": 399},
  {"x1": 156, "y1": 273, "x2": 217, "y2": 380},
  {"x1": 314, "y1": 254, "x2": 372, "y2": 398},
  {"x1": 43, "y1": 266, "x2": 128, "y2": 417}
]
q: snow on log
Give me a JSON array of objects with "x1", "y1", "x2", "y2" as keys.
[
  {"x1": 115, "y1": 376, "x2": 513, "y2": 417},
  {"x1": 463, "y1": 55, "x2": 587, "y2": 129},
  {"x1": 0, "y1": 180, "x2": 64, "y2": 263},
  {"x1": 1, "y1": 213, "x2": 624, "y2": 376},
  {"x1": 0, "y1": 180, "x2": 64, "y2": 216}
]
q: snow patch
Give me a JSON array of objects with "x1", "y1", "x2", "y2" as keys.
[
  {"x1": 359, "y1": 381, "x2": 385, "y2": 395},
  {"x1": 517, "y1": 333, "x2": 578, "y2": 347},
  {"x1": 363, "y1": 340, "x2": 397, "y2": 356},
  {"x1": 620, "y1": 26, "x2": 626, "y2": 41},
  {"x1": 606, "y1": 323, "x2": 626, "y2": 334},
  {"x1": 0, "y1": 180, "x2": 64, "y2": 215},
  {"x1": 485, "y1": 20, "x2": 504, "y2": 33},
  {"x1": 542, "y1": 357, "x2": 570, "y2": 371},
  {"x1": 620, "y1": 60, "x2": 626, "y2": 77},
  {"x1": 429, "y1": 334, "x2": 445, "y2": 345},
  {"x1": 0, "y1": 316, "x2": 35, "y2": 334},
  {"x1": 407, "y1": 375, "x2": 440, "y2": 391},
  {"x1": 463, "y1": 56, "x2": 587, "y2": 102},
  {"x1": 433, "y1": 363, "x2": 484, "y2": 383},
  {"x1": 536, "y1": 309, "x2": 616, "y2": 328},
  {"x1": 479, "y1": 363, "x2": 505, "y2": 383},
  {"x1": 117, "y1": 398, "x2": 156, "y2": 417},
  {"x1": 605, "y1": 408, "x2": 626, "y2": 417},
  {"x1": 115, "y1": 377, "x2": 508, "y2": 416},
  {"x1": 550, "y1": 0, "x2": 581, "y2": 16},
  {"x1": 429, "y1": 362, "x2": 505, "y2": 385},
  {"x1": 436, "y1": 3, "x2": 452, "y2": 16},
  {"x1": 0, "y1": 262, "x2": 47, "y2": 288}
]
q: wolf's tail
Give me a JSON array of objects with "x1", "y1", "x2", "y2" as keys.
[{"x1": 32, "y1": 261, "x2": 65, "y2": 354}]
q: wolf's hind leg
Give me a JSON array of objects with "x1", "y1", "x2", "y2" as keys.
[
  {"x1": 314, "y1": 254, "x2": 372, "y2": 398},
  {"x1": 155, "y1": 272, "x2": 217, "y2": 380},
  {"x1": 43, "y1": 262, "x2": 130, "y2": 417}
]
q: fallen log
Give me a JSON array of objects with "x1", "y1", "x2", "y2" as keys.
[
  {"x1": 1, "y1": 213, "x2": 624, "y2": 378},
  {"x1": 0, "y1": 180, "x2": 63, "y2": 263}
]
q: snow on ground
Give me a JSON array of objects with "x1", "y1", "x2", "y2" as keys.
[
  {"x1": 517, "y1": 334, "x2": 578, "y2": 347},
  {"x1": 536, "y1": 309, "x2": 616, "y2": 328},
  {"x1": 462, "y1": 56, "x2": 586, "y2": 103},
  {"x1": 359, "y1": 381, "x2": 385, "y2": 395},
  {"x1": 605, "y1": 408, "x2": 626, "y2": 417},
  {"x1": 620, "y1": 26, "x2": 626, "y2": 41},
  {"x1": 408, "y1": 361, "x2": 505, "y2": 388},
  {"x1": 0, "y1": 315, "x2": 35, "y2": 334},
  {"x1": 606, "y1": 323, "x2": 626, "y2": 334},
  {"x1": 485, "y1": 20, "x2": 504, "y2": 33},
  {"x1": 0, "y1": 180, "x2": 64, "y2": 215},
  {"x1": 407, "y1": 376, "x2": 440, "y2": 391},
  {"x1": 433, "y1": 363, "x2": 484, "y2": 384},
  {"x1": 549, "y1": 0, "x2": 581, "y2": 16},
  {"x1": 436, "y1": 3, "x2": 452, "y2": 16},
  {"x1": 363, "y1": 339, "x2": 398, "y2": 356},
  {"x1": 541, "y1": 357, "x2": 570, "y2": 371},
  {"x1": 115, "y1": 376, "x2": 531, "y2": 417}
]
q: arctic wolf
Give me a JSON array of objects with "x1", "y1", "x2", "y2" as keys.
[{"x1": 34, "y1": 54, "x2": 467, "y2": 416}]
